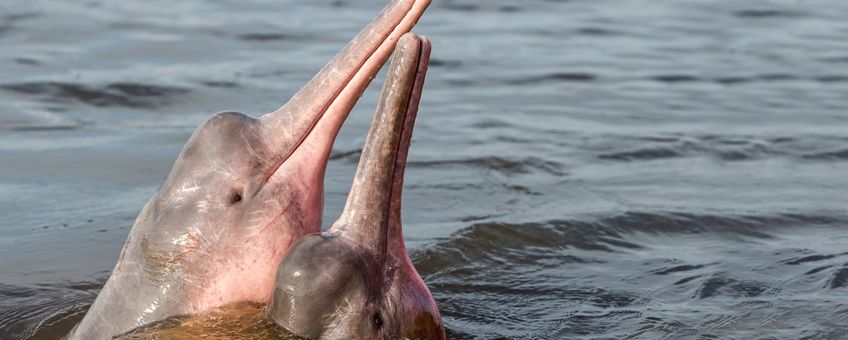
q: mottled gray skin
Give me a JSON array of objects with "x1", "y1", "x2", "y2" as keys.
[
  {"x1": 67, "y1": 1, "x2": 431, "y2": 339},
  {"x1": 269, "y1": 33, "x2": 445, "y2": 340}
]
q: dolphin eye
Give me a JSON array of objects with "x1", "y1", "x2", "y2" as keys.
[
  {"x1": 230, "y1": 192, "x2": 242, "y2": 204},
  {"x1": 372, "y1": 312, "x2": 383, "y2": 329}
]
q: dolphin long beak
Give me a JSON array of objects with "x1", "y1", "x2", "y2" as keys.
[
  {"x1": 332, "y1": 33, "x2": 431, "y2": 264},
  {"x1": 265, "y1": 34, "x2": 433, "y2": 339},
  {"x1": 257, "y1": 0, "x2": 431, "y2": 178}
]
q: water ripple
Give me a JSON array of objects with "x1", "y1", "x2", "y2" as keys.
[
  {"x1": 413, "y1": 211, "x2": 848, "y2": 338},
  {"x1": 1, "y1": 82, "x2": 189, "y2": 109}
]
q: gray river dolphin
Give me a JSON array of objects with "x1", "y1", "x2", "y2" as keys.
[
  {"x1": 269, "y1": 33, "x2": 444, "y2": 340},
  {"x1": 68, "y1": 0, "x2": 431, "y2": 339}
]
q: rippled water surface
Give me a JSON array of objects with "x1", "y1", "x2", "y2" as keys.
[{"x1": 2, "y1": 0, "x2": 848, "y2": 339}]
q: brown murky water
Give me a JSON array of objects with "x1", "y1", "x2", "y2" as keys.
[
  {"x1": 115, "y1": 303, "x2": 295, "y2": 340},
  {"x1": 2, "y1": 0, "x2": 848, "y2": 339}
]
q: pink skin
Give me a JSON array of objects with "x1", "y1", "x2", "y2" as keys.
[
  {"x1": 269, "y1": 33, "x2": 444, "y2": 340},
  {"x1": 67, "y1": 1, "x2": 431, "y2": 339}
]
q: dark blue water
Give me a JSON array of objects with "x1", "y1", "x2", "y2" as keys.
[{"x1": 1, "y1": 0, "x2": 848, "y2": 338}]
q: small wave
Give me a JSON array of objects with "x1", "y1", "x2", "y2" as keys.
[
  {"x1": 413, "y1": 211, "x2": 848, "y2": 338},
  {"x1": 575, "y1": 27, "x2": 620, "y2": 36},
  {"x1": 598, "y1": 147, "x2": 683, "y2": 161},
  {"x1": 13, "y1": 58, "x2": 41, "y2": 66},
  {"x1": 651, "y1": 73, "x2": 848, "y2": 85},
  {"x1": 782, "y1": 254, "x2": 838, "y2": 265},
  {"x1": 438, "y1": 2, "x2": 523, "y2": 13},
  {"x1": 507, "y1": 72, "x2": 597, "y2": 85},
  {"x1": 463, "y1": 73, "x2": 848, "y2": 88},
  {"x1": 413, "y1": 212, "x2": 839, "y2": 276},
  {"x1": 199, "y1": 81, "x2": 238, "y2": 88},
  {"x1": 1, "y1": 82, "x2": 189, "y2": 109},
  {"x1": 441, "y1": 3, "x2": 478, "y2": 12},
  {"x1": 0, "y1": 282, "x2": 97, "y2": 340},
  {"x1": 413, "y1": 211, "x2": 846, "y2": 281},
  {"x1": 236, "y1": 33, "x2": 310, "y2": 42},
  {"x1": 652, "y1": 263, "x2": 708, "y2": 276},
  {"x1": 694, "y1": 274, "x2": 769, "y2": 299},
  {"x1": 825, "y1": 265, "x2": 848, "y2": 289},
  {"x1": 593, "y1": 134, "x2": 848, "y2": 162},
  {"x1": 408, "y1": 156, "x2": 566, "y2": 176},
  {"x1": 0, "y1": 12, "x2": 40, "y2": 37},
  {"x1": 329, "y1": 152, "x2": 568, "y2": 181},
  {"x1": 652, "y1": 75, "x2": 700, "y2": 83},
  {"x1": 734, "y1": 9, "x2": 804, "y2": 18},
  {"x1": 6, "y1": 125, "x2": 81, "y2": 132},
  {"x1": 429, "y1": 59, "x2": 463, "y2": 69},
  {"x1": 804, "y1": 149, "x2": 848, "y2": 160}
]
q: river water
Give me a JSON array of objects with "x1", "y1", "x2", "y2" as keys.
[{"x1": 1, "y1": 0, "x2": 848, "y2": 339}]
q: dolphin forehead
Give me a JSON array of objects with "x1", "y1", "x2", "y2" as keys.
[{"x1": 164, "y1": 112, "x2": 266, "y2": 193}]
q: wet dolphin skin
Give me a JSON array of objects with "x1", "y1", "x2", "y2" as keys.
[
  {"x1": 269, "y1": 33, "x2": 444, "y2": 340},
  {"x1": 68, "y1": 1, "x2": 431, "y2": 339}
]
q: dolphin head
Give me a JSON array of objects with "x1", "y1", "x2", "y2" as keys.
[
  {"x1": 70, "y1": 1, "x2": 431, "y2": 338},
  {"x1": 268, "y1": 33, "x2": 445, "y2": 340},
  {"x1": 129, "y1": 0, "x2": 432, "y2": 311}
]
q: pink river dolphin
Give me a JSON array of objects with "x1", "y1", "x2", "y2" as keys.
[
  {"x1": 68, "y1": 1, "x2": 432, "y2": 339},
  {"x1": 269, "y1": 33, "x2": 444, "y2": 339}
]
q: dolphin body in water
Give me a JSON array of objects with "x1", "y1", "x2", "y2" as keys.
[
  {"x1": 68, "y1": 1, "x2": 431, "y2": 339},
  {"x1": 110, "y1": 32, "x2": 443, "y2": 340},
  {"x1": 269, "y1": 33, "x2": 444, "y2": 340}
]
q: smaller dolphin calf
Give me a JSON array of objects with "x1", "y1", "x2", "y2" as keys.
[{"x1": 269, "y1": 33, "x2": 444, "y2": 340}]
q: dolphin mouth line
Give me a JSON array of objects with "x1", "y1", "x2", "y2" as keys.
[
  {"x1": 328, "y1": 33, "x2": 432, "y2": 258},
  {"x1": 256, "y1": 0, "x2": 429, "y2": 195},
  {"x1": 257, "y1": 200, "x2": 294, "y2": 235},
  {"x1": 384, "y1": 36, "x2": 430, "y2": 227}
]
